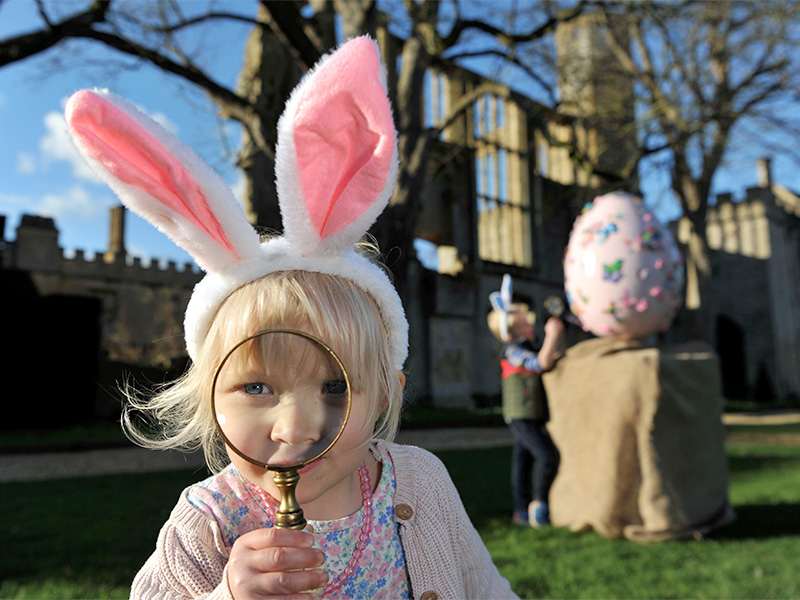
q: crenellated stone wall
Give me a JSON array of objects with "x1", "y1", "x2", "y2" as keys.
[
  {"x1": 1, "y1": 212, "x2": 202, "y2": 370},
  {"x1": 675, "y1": 159, "x2": 800, "y2": 401}
]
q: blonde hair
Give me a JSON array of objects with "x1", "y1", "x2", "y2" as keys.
[
  {"x1": 123, "y1": 268, "x2": 405, "y2": 473},
  {"x1": 487, "y1": 303, "x2": 536, "y2": 342}
]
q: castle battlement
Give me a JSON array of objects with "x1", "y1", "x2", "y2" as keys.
[
  {"x1": 63, "y1": 249, "x2": 201, "y2": 285},
  {"x1": 2, "y1": 210, "x2": 202, "y2": 287},
  {"x1": 1, "y1": 209, "x2": 203, "y2": 370}
]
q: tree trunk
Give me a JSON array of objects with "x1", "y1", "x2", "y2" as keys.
[
  {"x1": 236, "y1": 6, "x2": 305, "y2": 232},
  {"x1": 371, "y1": 36, "x2": 432, "y2": 297},
  {"x1": 333, "y1": 0, "x2": 377, "y2": 37},
  {"x1": 677, "y1": 175, "x2": 714, "y2": 341}
]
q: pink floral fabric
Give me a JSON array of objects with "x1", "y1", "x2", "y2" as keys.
[{"x1": 187, "y1": 445, "x2": 410, "y2": 599}]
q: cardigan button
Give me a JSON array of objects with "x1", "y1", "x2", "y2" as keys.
[
  {"x1": 395, "y1": 504, "x2": 414, "y2": 520},
  {"x1": 420, "y1": 592, "x2": 439, "y2": 600}
]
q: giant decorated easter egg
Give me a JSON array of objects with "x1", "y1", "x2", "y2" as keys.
[{"x1": 564, "y1": 191, "x2": 684, "y2": 338}]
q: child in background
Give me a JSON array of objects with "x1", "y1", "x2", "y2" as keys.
[
  {"x1": 488, "y1": 275, "x2": 563, "y2": 527},
  {"x1": 66, "y1": 37, "x2": 517, "y2": 599}
]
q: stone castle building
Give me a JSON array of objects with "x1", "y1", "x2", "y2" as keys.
[
  {"x1": 0, "y1": 208, "x2": 200, "y2": 424},
  {"x1": 675, "y1": 158, "x2": 800, "y2": 401},
  {"x1": 3, "y1": 17, "x2": 797, "y2": 425},
  {"x1": 2, "y1": 207, "x2": 200, "y2": 367}
]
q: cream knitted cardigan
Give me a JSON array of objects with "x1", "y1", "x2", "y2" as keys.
[{"x1": 131, "y1": 441, "x2": 518, "y2": 600}]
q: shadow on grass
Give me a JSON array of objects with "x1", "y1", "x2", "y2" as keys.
[
  {"x1": 0, "y1": 469, "x2": 201, "y2": 591},
  {"x1": 711, "y1": 502, "x2": 800, "y2": 540},
  {"x1": 728, "y1": 454, "x2": 800, "y2": 474}
]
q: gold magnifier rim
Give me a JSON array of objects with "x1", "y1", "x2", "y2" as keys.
[{"x1": 210, "y1": 328, "x2": 353, "y2": 472}]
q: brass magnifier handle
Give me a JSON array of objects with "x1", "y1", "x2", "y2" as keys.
[{"x1": 273, "y1": 469, "x2": 306, "y2": 530}]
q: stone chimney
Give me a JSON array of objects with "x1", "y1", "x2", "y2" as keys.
[
  {"x1": 104, "y1": 205, "x2": 127, "y2": 263},
  {"x1": 15, "y1": 215, "x2": 61, "y2": 271},
  {"x1": 756, "y1": 157, "x2": 772, "y2": 189}
]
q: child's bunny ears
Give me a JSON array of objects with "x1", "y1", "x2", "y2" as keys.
[
  {"x1": 489, "y1": 274, "x2": 513, "y2": 341},
  {"x1": 65, "y1": 36, "x2": 408, "y2": 369}
]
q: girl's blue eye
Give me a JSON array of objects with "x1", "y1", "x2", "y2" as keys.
[
  {"x1": 243, "y1": 383, "x2": 271, "y2": 395},
  {"x1": 322, "y1": 380, "x2": 348, "y2": 396}
]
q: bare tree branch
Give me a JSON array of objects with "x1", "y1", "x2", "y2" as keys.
[
  {"x1": 444, "y1": 47, "x2": 558, "y2": 105},
  {"x1": 442, "y1": 0, "x2": 589, "y2": 48},
  {"x1": 433, "y1": 80, "x2": 510, "y2": 134},
  {"x1": 258, "y1": 0, "x2": 323, "y2": 69},
  {"x1": 70, "y1": 26, "x2": 273, "y2": 160},
  {"x1": 149, "y1": 11, "x2": 264, "y2": 33},
  {"x1": 34, "y1": 0, "x2": 53, "y2": 28},
  {"x1": 0, "y1": 0, "x2": 110, "y2": 67}
]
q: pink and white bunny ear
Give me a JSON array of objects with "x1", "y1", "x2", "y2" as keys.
[
  {"x1": 66, "y1": 41, "x2": 408, "y2": 369},
  {"x1": 275, "y1": 36, "x2": 398, "y2": 256},
  {"x1": 65, "y1": 89, "x2": 262, "y2": 273}
]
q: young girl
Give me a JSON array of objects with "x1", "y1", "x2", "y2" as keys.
[
  {"x1": 66, "y1": 37, "x2": 517, "y2": 599},
  {"x1": 488, "y1": 275, "x2": 563, "y2": 528}
]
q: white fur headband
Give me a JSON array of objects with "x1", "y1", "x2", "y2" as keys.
[{"x1": 65, "y1": 37, "x2": 408, "y2": 369}]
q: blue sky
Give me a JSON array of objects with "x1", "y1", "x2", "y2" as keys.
[
  {"x1": 0, "y1": 0, "x2": 254, "y2": 267},
  {"x1": 2, "y1": 0, "x2": 799, "y2": 270}
]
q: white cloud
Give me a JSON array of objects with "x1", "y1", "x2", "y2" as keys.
[
  {"x1": 149, "y1": 111, "x2": 179, "y2": 136},
  {"x1": 39, "y1": 110, "x2": 101, "y2": 182},
  {"x1": 0, "y1": 191, "x2": 31, "y2": 210},
  {"x1": 15, "y1": 152, "x2": 36, "y2": 175},
  {"x1": 35, "y1": 185, "x2": 115, "y2": 221}
]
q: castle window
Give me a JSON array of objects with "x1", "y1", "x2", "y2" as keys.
[
  {"x1": 424, "y1": 69, "x2": 449, "y2": 140},
  {"x1": 473, "y1": 93, "x2": 532, "y2": 267},
  {"x1": 422, "y1": 71, "x2": 533, "y2": 268}
]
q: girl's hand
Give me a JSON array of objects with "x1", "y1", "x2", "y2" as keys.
[
  {"x1": 227, "y1": 528, "x2": 327, "y2": 599},
  {"x1": 544, "y1": 317, "x2": 564, "y2": 337}
]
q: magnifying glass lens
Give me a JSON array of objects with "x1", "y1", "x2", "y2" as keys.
[
  {"x1": 545, "y1": 296, "x2": 565, "y2": 317},
  {"x1": 212, "y1": 330, "x2": 350, "y2": 469}
]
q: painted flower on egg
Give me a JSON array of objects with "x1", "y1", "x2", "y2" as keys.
[{"x1": 564, "y1": 191, "x2": 684, "y2": 338}]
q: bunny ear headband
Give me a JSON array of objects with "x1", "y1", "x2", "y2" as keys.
[
  {"x1": 489, "y1": 274, "x2": 514, "y2": 341},
  {"x1": 65, "y1": 36, "x2": 408, "y2": 369}
]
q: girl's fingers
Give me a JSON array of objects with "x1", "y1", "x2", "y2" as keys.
[
  {"x1": 234, "y1": 568, "x2": 329, "y2": 598},
  {"x1": 252, "y1": 546, "x2": 325, "y2": 573},
  {"x1": 227, "y1": 528, "x2": 328, "y2": 598},
  {"x1": 240, "y1": 527, "x2": 316, "y2": 551}
]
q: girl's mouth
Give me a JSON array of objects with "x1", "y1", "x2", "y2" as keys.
[{"x1": 297, "y1": 457, "x2": 323, "y2": 474}]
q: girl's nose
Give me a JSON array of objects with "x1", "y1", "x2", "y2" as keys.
[{"x1": 269, "y1": 393, "x2": 324, "y2": 446}]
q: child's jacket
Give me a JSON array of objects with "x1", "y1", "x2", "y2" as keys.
[
  {"x1": 131, "y1": 441, "x2": 517, "y2": 600},
  {"x1": 500, "y1": 338, "x2": 547, "y2": 422}
]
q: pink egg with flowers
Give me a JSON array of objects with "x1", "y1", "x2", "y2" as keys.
[{"x1": 564, "y1": 191, "x2": 684, "y2": 338}]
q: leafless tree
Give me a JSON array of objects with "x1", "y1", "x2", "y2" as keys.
[
  {"x1": 592, "y1": 1, "x2": 800, "y2": 322},
  {"x1": 501, "y1": 1, "x2": 800, "y2": 336},
  {"x1": 7, "y1": 0, "x2": 792, "y2": 329},
  {"x1": 0, "y1": 0, "x2": 585, "y2": 299}
]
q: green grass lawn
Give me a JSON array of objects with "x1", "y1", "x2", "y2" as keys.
[
  {"x1": 0, "y1": 440, "x2": 798, "y2": 598},
  {"x1": 441, "y1": 444, "x2": 800, "y2": 599},
  {"x1": 0, "y1": 422, "x2": 130, "y2": 451}
]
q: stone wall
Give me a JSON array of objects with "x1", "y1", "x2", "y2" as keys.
[{"x1": 2, "y1": 213, "x2": 201, "y2": 369}]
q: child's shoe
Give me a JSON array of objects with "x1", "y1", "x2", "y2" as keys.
[
  {"x1": 511, "y1": 510, "x2": 529, "y2": 527},
  {"x1": 528, "y1": 501, "x2": 551, "y2": 528}
]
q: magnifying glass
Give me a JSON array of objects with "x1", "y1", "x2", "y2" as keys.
[
  {"x1": 211, "y1": 329, "x2": 352, "y2": 530},
  {"x1": 544, "y1": 295, "x2": 565, "y2": 317},
  {"x1": 545, "y1": 295, "x2": 582, "y2": 326}
]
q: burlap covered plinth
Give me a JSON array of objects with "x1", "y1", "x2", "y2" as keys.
[{"x1": 542, "y1": 337, "x2": 735, "y2": 542}]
